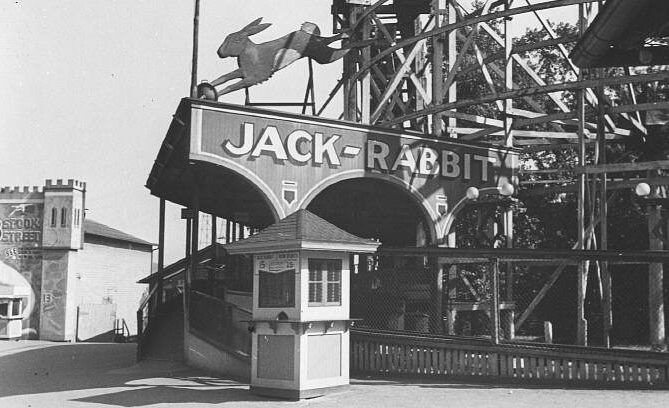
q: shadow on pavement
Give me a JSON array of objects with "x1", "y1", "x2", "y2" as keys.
[{"x1": 0, "y1": 342, "x2": 278, "y2": 404}]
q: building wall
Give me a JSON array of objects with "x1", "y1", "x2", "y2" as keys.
[
  {"x1": 0, "y1": 193, "x2": 44, "y2": 338},
  {"x1": 39, "y1": 249, "x2": 74, "y2": 341},
  {"x1": 70, "y1": 240, "x2": 151, "y2": 336}
]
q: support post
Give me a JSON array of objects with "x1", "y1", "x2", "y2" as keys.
[
  {"x1": 597, "y1": 71, "x2": 611, "y2": 348},
  {"x1": 157, "y1": 198, "x2": 165, "y2": 307},
  {"x1": 360, "y1": 15, "x2": 371, "y2": 124},
  {"x1": 503, "y1": 0, "x2": 513, "y2": 148},
  {"x1": 190, "y1": 0, "x2": 200, "y2": 98},
  {"x1": 431, "y1": 0, "x2": 446, "y2": 136},
  {"x1": 343, "y1": 5, "x2": 361, "y2": 122},
  {"x1": 186, "y1": 186, "x2": 200, "y2": 348},
  {"x1": 446, "y1": 0, "x2": 457, "y2": 137},
  {"x1": 576, "y1": 3, "x2": 588, "y2": 346},
  {"x1": 429, "y1": 258, "x2": 443, "y2": 334},
  {"x1": 490, "y1": 258, "x2": 501, "y2": 344},
  {"x1": 544, "y1": 321, "x2": 553, "y2": 344},
  {"x1": 184, "y1": 215, "x2": 192, "y2": 338},
  {"x1": 648, "y1": 176, "x2": 666, "y2": 351}
]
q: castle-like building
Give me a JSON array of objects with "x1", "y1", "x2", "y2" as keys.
[{"x1": 0, "y1": 179, "x2": 153, "y2": 341}]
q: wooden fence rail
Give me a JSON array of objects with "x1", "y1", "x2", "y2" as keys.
[{"x1": 351, "y1": 329, "x2": 669, "y2": 388}]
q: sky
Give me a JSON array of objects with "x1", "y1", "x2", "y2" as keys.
[{"x1": 1, "y1": 0, "x2": 576, "y2": 264}]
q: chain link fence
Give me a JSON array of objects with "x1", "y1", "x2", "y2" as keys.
[{"x1": 350, "y1": 253, "x2": 669, "y2": 350}]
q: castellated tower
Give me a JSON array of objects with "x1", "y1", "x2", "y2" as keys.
[
  {"x1": 42, "y1": 179, "x2": 86, "y2": 250},
  {"x1": 39, "y1": 179, "x2": 86, "y2": 341}
]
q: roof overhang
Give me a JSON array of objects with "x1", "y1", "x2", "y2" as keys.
[
  {"x1": 571, "y1": 0, "x2": 669, "y2": 67},
  {"x1": 224, "y1": 239, "x2": 381, "y2": 255}
]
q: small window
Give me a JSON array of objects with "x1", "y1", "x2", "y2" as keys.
[
  {"x1": 11, "y1": 299, "x2": 21, "y2": 317},
  {"x1": 258, "y1": 270, "x2": 295, "y2": 308},
  {"x1": 74, "y1": 209, "x2": 80, "y2": 226},
  {"x1": 308, "y1": 259, "x2": 342, "y2": 306},
  {"x1": 51, "y1": 208, "x2": 57, "y2": 227},
  {"x1": 0, "y1": 302, "x2": 7, "y2": 317},
  {"x1": 61, "y1": 208, "x2": 67, "y2": 227}
]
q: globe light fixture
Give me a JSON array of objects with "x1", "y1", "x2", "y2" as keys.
[
  {"x1": 465, "y1": 186, "x2": 480, "y2": 200},
  {"x1": 635, "y1": 182, "x2": 651, "y2": 197},
  {"x1": 498, "y1": 182, "x2": 515, "y2": 197}
]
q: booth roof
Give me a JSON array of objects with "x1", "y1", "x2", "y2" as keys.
[{"x1": 223, "y1": 209, "x2": 380, "y2": 254}]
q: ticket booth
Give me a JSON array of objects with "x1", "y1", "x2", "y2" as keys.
[
  {"x1": 224, "y1": 210, "x2": 379, "y2": 399},
  {"x1": 0, "y1": 285, "x2": 29, "y2": 339}
]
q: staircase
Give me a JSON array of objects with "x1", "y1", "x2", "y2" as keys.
[{"x1": 137, "y1": 297, "x2": 184, "y2": 361}]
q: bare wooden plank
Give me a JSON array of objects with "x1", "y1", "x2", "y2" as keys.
[
  {"x1": 445, "y1": 348, "x2": 453, "y2": 375},
  {"x1": 641, "y1": 365, "x2": 650, "y2": 384},
  {"x1": 605, "y1": 100, "x2": 669, "y2": 116},
  {"x1": 458, "y1": 350, "x2": 466, "y2": 376},
  {"x1": 606, "y1": 362, "x2": 614, "y2": 382},
  {"x1": 576, "y1": 360, "x2": 584, "y2": 381},
  {"x1": 507, "y1": 355, "x2": 515, "y2": 378},
  {"x1": 499, "y1": 352, "x2": 507, "y2": 377},
  {"x1": 538, "y1": 357, "x2": 546, "y2": 379},
  {"x1": 368, "y1": 341, "x2": 375, "y2": 372},
  {"x1": 412, "y1": 346, "x2": 418, "y2": 373},
  {"x1": 354, "y1": 340, "x2": 360, "y2": 371},
  {"x1": 381, "y1": 344, "x2": 388, "y2": 373},
  {"x1": 438, "y1": 347, "x2": 445, "y2": 375},
  {"x1": 489, "y1": 352, "x2": 498, "y2": 376}
]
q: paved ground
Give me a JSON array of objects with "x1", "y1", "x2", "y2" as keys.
[{"x1": 1, "y1": 340, "x2": 669, "y2": 408}]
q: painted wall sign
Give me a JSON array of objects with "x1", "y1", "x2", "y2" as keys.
[
  {"x1": 0, "y1": 200, "x2": 44, "y2": 335},
  {"x1": 189, "y1": 103, "x2": 518, "y2": 242}
]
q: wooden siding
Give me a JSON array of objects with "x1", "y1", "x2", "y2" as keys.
[{"x1": 351, "y1": 329, "x2": 669, "y2": 388}]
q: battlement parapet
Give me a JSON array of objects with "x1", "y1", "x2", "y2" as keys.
[
  {"x1": 0, "y1": 185, "x2": 44, "y2": 198},
  {"x1": 44, "y1": 179, "x2": 86, "y2": 191}
]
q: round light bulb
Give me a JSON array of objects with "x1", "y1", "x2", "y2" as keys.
[
  {"x1": 465, "y1": 187, "x2": 480, "y2": 200},
  {"x1": 499, "y1": 183, "x2": 515, "y2": 196},
  {"x1": 635, "y1": 182, "x2": 651, "y2": 197}
]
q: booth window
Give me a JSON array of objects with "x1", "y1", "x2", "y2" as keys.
[
  {"x1": 0, "y1": 302, "x2": 7, "y2": 318},
  {"x1": 258, "y1": 270, "x2": 295, "y2": 308},
  {"x1": 51, "y1": 207, "x2": 57, "y2": 227},
  {"x1": 61, "y1": 208, "x2": 67, "y2": 227},
  {"x1": 308, "y1": 259, "x2": 341, "y2": 306}
]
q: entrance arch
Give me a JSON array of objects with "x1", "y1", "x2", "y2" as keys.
[{"x1": 300, "y1": 172, "x2": 438, "y2": 246}]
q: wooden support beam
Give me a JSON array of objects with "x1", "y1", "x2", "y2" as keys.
[
  {"x1": 383, "y1": 71, "x2": 669, "y2": 126},
  {"x1": 350, "y1": 0, "x2": 596, "y2": 88},
  {"x1": 490, "y1": 259, "x2": 501, "y2": 344},
  {"x1": 441, "y1": 0, "x2": 493, "y2": 101},
  {"x1": 371, "y1": 14, "x2": 432, "y2": 105},
  {"x1": 447, "y1": 126, "x2": 622, "y2": 140},
  {"x1": 515, "y1": 210, "x2": 606, "y2": 332},
  {"x1": 370, "y1": 39, "x2": 425, "y2": 123},
  {"x1": 575, "y1": 160, "x2": 669, "y2": 174}
]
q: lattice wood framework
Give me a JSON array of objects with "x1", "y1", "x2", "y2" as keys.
[{"x1": 325, "y1": 0, "x2": 669, "y2": 347}]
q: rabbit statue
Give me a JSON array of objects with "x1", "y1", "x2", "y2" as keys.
[{"x1": 205, "y1": 18, "x2": 352, "y2": 97}]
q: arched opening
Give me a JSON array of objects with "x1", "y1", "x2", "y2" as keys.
[
  {"x1": 305, "y1": 178, "x2": 440, "y2": 332},
  {"x1": 305, "y1": 178, "x2": 433, "y2": 247}
]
